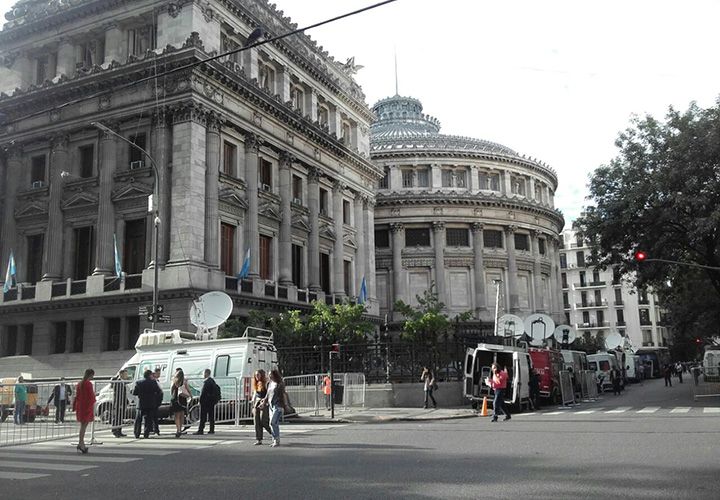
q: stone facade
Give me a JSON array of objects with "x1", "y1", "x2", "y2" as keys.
[
  {"x1": 0, "y1": 0, "x2": 380, "y2": 377},
  {"x1": 370, "y1": 96, "x2": 565, "y2": 324}
]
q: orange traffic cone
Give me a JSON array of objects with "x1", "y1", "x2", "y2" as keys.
[{"x1": 480, "y1": 396, "x2": 488, "y2": 417}]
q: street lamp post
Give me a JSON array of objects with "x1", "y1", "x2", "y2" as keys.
[
  {"x1": 92, "y1": 122, "x2": 161, "y2": 330},
  {"x1": 493, "y1": 279, "x2": 503, "y2": 338}
]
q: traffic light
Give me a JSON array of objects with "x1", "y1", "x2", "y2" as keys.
[
  {"x1": 634, "y1": 250, "x2": 647, "y2": 262},
  {"x1": 695, "y1": 337, "x2": 703, "y2": 345},
  {"x1": 331, "y1": 343, "x2": 341, "y2": 353}
]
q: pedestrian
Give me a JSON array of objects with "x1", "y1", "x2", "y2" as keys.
[
  {"x1": 675, "y1": 362, "x2": 683, "y2": 384},
  {"x1": 322, "y1": 373, "x2": 332, "y2": 410},
  {"x1": 170, "y1": 368, "x2": 191, "y2": 438},
  {"x1": 528, "y1": 369, "x2": 540, "y2": 410},
  {"x1": 152, "y1": 368, "x2": 163, "y2": 435},
  {"x1": 14, "y1": 375, "x2": 27, "y2": 425},
  {"x1": 420, "y1": 366, "x2": 437, "y2": 409},
  {"x1": 264, "y1": 369, "x2": 288, "y2": 447},
  {"x1": 251, "y1": 369, "x2": 273, "y2": 446},
  {"x1": 111, "y1": 369, "x2": 129, "y2": 437},
  {"x1": 611, "y1": 368, "x2": 621, "y2": 396},
  {"x1": 486, "y1": 363, "x2": 511, "y2": 422},
  {"x1": 46, "y1": 377, "x2": 72, "y2": 424},
  {"x1": 637, "y1": 363, "x2": 645, "y2": 382},
  {"x1": 73, "y1": 369, "x2": 95, "y2": 454},
  {"x1": 132, "y1": 369, "x2": 163, "y2": 439},
  {"x1": 194, "y1": 369, "x2": 220, "y2": 435},
  {"x1": 663, "y1": 364, "x2": 673, "y2": 387}
]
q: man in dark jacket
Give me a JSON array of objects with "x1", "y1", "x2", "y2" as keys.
[
  {"x1": 46, "y1": 377, "x2": 72, "y2": 423},
  {"x1": 194, "y1": 369, "x2": 220, "y2": 435},
  {"x1": 132, "y1": 369, "x2": 163, "y2": 439},
  {"x1": 112, "y1": 369, "x2": 129, "y2": 437}
]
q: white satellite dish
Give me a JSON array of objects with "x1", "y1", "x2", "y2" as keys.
[
  {"x1": 524, "y1": 314, "x2": 556, "y2": 346},
  {"x1": 497, "y1": 314, "x2": 525, "y2": 338},
  {"x1": 190, "y1": 291, "x2": 234, "y2": 339},
  {"x1": 605, "y1": 332, "x2": 624, "y2": 350},
  {"x1": 552, "y1": 325, "x2": 577, "y2": 345}
]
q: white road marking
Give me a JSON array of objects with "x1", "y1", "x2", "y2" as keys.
[
  {"x1": 0, "y1": 452, "x2": 141, "y2": 463},
  {"x1": 637, "y1": 407, "x2": 660, "y2": 413},
  {"x1": 25, "y1": 444, "x2": 176, "y2": 456},
  {"x1": 0, "y1": 460, "x2": 97, "y2": 472},
  {"x1": 605, "y1": 407, "x2": 631, "y2": 414},
  {"x1": 544, "y1": 411, "x2": 565, "y2": 415},
  {"x1": 576, "y1": 408, "x2": 603, "y2": 414},
  {"x1": 670, "y1": 407, "x2": 691, "y2": 413},
  {"x1": 0, "y1": 471, "x2": 50, "y2": 480},
  {"x1": 703, "y1": 407, "x2": 720, "y2": 414}
]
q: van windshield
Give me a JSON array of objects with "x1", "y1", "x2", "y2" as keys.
[
  {"x1": 124, "y1": 365, "x2": 137, "y2": 380},
  {"x1": 599, "y1": 361, "x2": 610, "y2": 371},
  {"x1": 589, "y1": 361, "x2": 597, "y2": 371}
]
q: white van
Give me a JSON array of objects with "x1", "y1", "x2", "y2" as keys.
[
  {"x1": 624, "y1": 353, "x2": 642, "y2": 382},
  {"x1": 96, "y1": 327, "x2": 277, "y2": 422},
  {"x1": 463, "y1": 343, "x2": 532, "y2": 413},
  {"x1": 587, "y1": 352, "x2": 622, "y2": 391}
]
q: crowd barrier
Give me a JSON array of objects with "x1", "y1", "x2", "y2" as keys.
[
  {"x1": 579, "y1": 370, "x2": 598, "y2": 402},
  {"x1": 284, "y1": 372, "x2": 366, "y2": 416},
  {"x1": 559, "y1": 370, "x2": 576, "y2": 407},
  {"x1": 693, "y1": 367, "x2": 720, "y2": 401}
]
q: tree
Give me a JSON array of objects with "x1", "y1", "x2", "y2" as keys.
[
  {"x1": 394, "y1": 283, "x2": 450, "y2": 350},
  {"x1": 575, "y1": 100, "x2": 720, "y2": 297}
]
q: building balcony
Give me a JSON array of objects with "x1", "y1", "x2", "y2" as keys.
[
  {"x1": 575, "y1": 321, "x2": 611, "y2": 330},
  {"x1": 1, "y1": 275, "x2": 143, "y2": 304},
  {"x1": 638, "y1": 298, "x2": 650, "y2": 305},
  {"x1": 575, "y1": 300, "x2": 608, "y2": 309},
  {"x1": 614, "y1": 300, "x2": 624, "y2": 306},
  {"x1": 640, "y1": 319, "x2": 653, "y2": 326},
  {"x1": 616, "y1": 321, "x2": 626, "y2": 327},
  {"x1": 574, "y1": 281, "x2": 606, "y2": 289},
  {"x1": 563, "y1": 303, "x2": 571, "y2": 310}
]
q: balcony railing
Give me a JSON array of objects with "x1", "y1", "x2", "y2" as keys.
[
  {"x1": 574, "y1": 281, "x2": 606, "y2": 289},
  {"x1": 638, "y1": 298, "x2": 650, "y2": 305},
  {"x1": 575, "y1": 321, "x2": 611, "y2": 329},
  {"x1": 616, "y1": 321, "x2": 626, "y2": 327},
  {"x1": 640, "y1": 319, "x2": 652, "y2": 326},
  {"x1": 575, "y1": 300, "x2": 608, "y2": 308},
  {"x1": 614, "y1": 300, "x2": 624, "y2": 306}
]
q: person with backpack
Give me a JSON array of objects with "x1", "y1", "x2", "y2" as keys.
[{"x1": 194, "y1": 369, "x2": 220, "y2": 435}]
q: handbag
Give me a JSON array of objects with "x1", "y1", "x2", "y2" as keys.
[{"x1": 432, "y1": 382, "x2": 439, "y2": 391}]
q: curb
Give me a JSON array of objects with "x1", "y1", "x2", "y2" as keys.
[{"x1": 290, "y1": 412, "x2": 478, "y2": 424}]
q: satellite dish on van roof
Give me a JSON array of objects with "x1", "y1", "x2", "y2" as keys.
[
  {"x1": 525, "y1": 314, "x2": 555, "y2": 346},
  {"x1": 497, "y1": 314, "x2": 525, "y2": 338},
  {"x1": 552, "y1": 325, "x2": 577, "y2": 345},
  {"x1": 605, "y1": 332, "x2": 624, "y2": 350},
  {"x1": 190, "y1": 291, "x2": 233, "y2": 338}
]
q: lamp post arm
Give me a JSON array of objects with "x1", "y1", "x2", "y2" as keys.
[{"x1": 642, "y1": 258, "x2": 720, "y2": 271}]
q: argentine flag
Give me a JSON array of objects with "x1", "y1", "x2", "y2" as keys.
[
  {"x1": 358, "y1": 276, "x2": 367, "y2": 305},
  {"x1": 113, "y1": 234, "x2": 123, "y2": 278},
  {"x1": 3, "y1": 251, "x2": 16, "y2": 293},
  {"x1": 238, "y1": 247, "x2": 250, "y2": 279}
]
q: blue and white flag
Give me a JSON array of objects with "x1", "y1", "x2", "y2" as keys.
[
  {"x1": 238, "y1": 247, "x2": 250, "y2": 279},
  {"x1": 358, "y1": 275, "x2": 367, "y2": 305},
  {"x1": 3, "y1": 251, "x2": 16, "y2": 293},
  {"x1": 113, "y1": 234, "x2": 123, "y2": 278}
]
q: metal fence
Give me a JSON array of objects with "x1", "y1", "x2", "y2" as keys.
[
  {"x1": 559, "y1": 370, "x2": 576, "y2": 407},
  {"x1": 284, "y1": 373, "x2": 366, "y2": 416},
  {"x1": 692, "y1": 367, "x2": 720, "y2": 401},
  {"x1": 579, "y1": 370, "x2": 598, "y2": 402},
  {"x1": 186, "y1": 377, "x2": 250, "y2": 425}
]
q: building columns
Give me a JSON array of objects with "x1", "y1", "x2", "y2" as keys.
[
  {"x1": 93, "y1": 126, "x2": 118, "y2": 275},
  {"x1": 391, "y1": 223, "x2": 404, "y2": 305},
  {"x1": 42, "y1": 135, "x2": 68, "y2": 281},
  {"x1": 278, "y1": 152, "x2": 294, "y2": 286},
  {"x1": 432, "y1": 221, "x2": 446, "y2": 304},
  {"x1": 153, "y1": 109, "x2": 171, "y2": 266},
  {"x1": 353, "y1": 194, "x2": 365, "y2": 298},
  {"x1": 243, "y1": 134, "x2": 261, "y2": 278},
  {"x1": 332, "y1": 181, "x2": 345, "y2": 298},
  {"x1": 550, "y1": 237, "x2": 563, "y2": 320},
  {"x1": 307, "y1": 168, "x2": 321, "y2": 291},
  {"x1": 471, "y1": 222, "x2": 486, "y2": 316},
  {"x1": 505, "y1": 225, "x2": 519, "y2": 312},
  {"x1": 364, "y1": 198, "x2": 376, "y2": 304},
  {"x1": 204, "y1": 114, "x2": 221, "y2": 268},
  {"x1": 532, "y1": 230, "x2": 544, "y2": 312},
  {"x1": 0, "y1": 145, "x2": 22, "y2": 287}
]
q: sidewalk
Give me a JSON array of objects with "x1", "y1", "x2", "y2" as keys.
[{"x1": 290, "y1": 407, "x2": 477, "y2": 424}]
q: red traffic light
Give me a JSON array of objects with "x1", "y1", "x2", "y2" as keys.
[
  {"x1": 695, "y1": 338, "x2": 703, "y2": 344},
  {"x1": 331, "y1": 343, "x2": 341, "y2": 352},
  {"x1": 634, "y1": 250, "x2": 647, "y2": 262}
]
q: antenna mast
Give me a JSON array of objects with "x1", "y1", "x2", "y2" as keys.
[{"x1": 394, "y1": 49, "x2": 399, "y2": 96}]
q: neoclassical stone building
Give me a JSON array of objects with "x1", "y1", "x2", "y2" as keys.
[
  {"x1": 371, "y1": 95, "x2": 565, "y2": 323},
  {"x1": 0, "y1": 0, "x2": 380, "y2": 377}
]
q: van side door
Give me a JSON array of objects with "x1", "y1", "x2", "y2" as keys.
[{"x1": 463, "y1": 349, "x2": 475, "y2": 398}]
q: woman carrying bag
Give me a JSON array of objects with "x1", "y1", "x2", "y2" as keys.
[
  {"x1": 265, "y1": 369, "x2": 288, "y2": 447},
  {"x1": 171, "y1": 368, "x2": 191, "y2": 438},
  {"x1": 251, "y1": 369, "x2": 273, "y2": 446}
]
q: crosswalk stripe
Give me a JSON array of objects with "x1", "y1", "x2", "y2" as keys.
[
  {"x1": 25, "y1": 443, "x2": 177, "y2": 456},
  {"x1": 0, "y1": 460, "x2": 97, "y2": 472},
  {"x1": 670, "y1": 407, "x2": 690, "y2": 413},
  {"x1": 576, "y1": 408, "x2": 602, "y2": 414},
  {"x1": 544, "y1": 411, "x2": 565, "y2": 415},
  {"x1": 637, "y1": 407, "x2": 660, "y2": 413},
  {"x1": 703, "y1": 407, "x2": 720, "y2": 414},
  {"x1": 0, "y1": 452, "x2": 141, "y2": 463},
  {"x1": 605, "y1": 407, "x2": 631, "y2": 414},
  {"x1": 0, "y1": 471, "x2": 51, "y2": 480}
]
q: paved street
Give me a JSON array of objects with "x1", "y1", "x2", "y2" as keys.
[{"x1": 1, "y1": 377, "x2": 718, "y2": 499}]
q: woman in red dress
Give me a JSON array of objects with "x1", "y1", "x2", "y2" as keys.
[{"x1": 73, "y1": 368, "x2": 95, "y2": 454}]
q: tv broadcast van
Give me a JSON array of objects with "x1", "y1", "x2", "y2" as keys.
[
  {"x1": 528, "y1": 347, "x2": 564, "y2": 404},
  {"x1": 464, "y1": 343, "x2": 532, "y2": 412},
  {"x1": 587, "y1": 352, "x2": 622, "y2": 391}
]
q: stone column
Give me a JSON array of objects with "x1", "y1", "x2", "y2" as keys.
[
  {"x1": 389, "y1": 166, "x2": 402, "y2": 191},
  {"x1": 332, "y1": 180, "x2": 345, "y2": 298},
  {"x1": 469, "y1": 165, "x2": 479, "y2": 192},
  {"x1": 390, "y1": 223, "x2": 404, "y2": 305},
  {"x1": 204, "y1": 114, "x2": 221, "y2": 268},
  {"x1": 103, "y1": 23, "x2": 125, "y2": 63},
  {"x1": 42, "y1": 135, "x2": 69, "y2": 281},
  {"x1": 93, "y1": 125, "x2": 118, "y2": 275},
  {"x1": 56, "y1": 39, "x2": 76, "y2": 77},
  {"x1": 364, "y1": 198, "x2": 376, "y2": 304},
  {"x1": 278, "y1": 151, "x2": 294, "y2": 285},
  {"x1": 353, "y1": 194, "x2": 365, "y2": 297},
  {"x1": 532, "y1": 230, "x2": 544, "y2": 312},
  {"x1": 243, "y1": 134, "x2": 261, "y2": 277},
  {"x1": 432, "y1": 221, "x2": 446, "y2": 305},
  {"x1": 278, "y1": 66, "x2": 291, "y2": 103},
  {"x1": 152, "y1": 109, "x2": 171, "y2": 266},
  {"x1": 306, "y1": 89, "x2": 318, "y2": 122},
  {"x1": 62, "y1": 225, "x2": 73, "y2": 279},
  {"x1": 307, "y1": 168, "x2": 321, "y2": 291},
  {"x1": 471, "y1": 222, "x2": 486, "y2": 316},
  {"x1": 431, "y1": 163, "x2": 442, "y2": 189},
  {"x1": 0, "y1": 145, "x2": 22, "y2": 287},
  {"x1": 530, "y1": 177, "x2": 537, "y2": 202},
  {"x1": 505, "y1": 225, "x2": 519, "y2": 312},
  {"x1": 503, "y1": 170, "x2": 512, "y2": 196},
  {"x1": 550, "y1": 237, "x2": 562, "y2": 319}
]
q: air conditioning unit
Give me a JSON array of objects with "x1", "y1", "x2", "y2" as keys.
[
  {"x1": 31, "y1": 180, "x2": 44, "y2": 189},
  {"x1": 292, "y1": 197, "x2": 302, "y2": 205},
  {"x1": 260, "y1": 183, "x2": 272, "y2": 192},
  {"x1": 130, "y1": 160, "x2": 144, "y2": 170}
]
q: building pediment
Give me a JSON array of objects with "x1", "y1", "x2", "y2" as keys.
[
  {"x1": 15, "y1": 200, "x2": 48, "y2": 219},
  {"x1": 219, "y1": 187, "x2": 248, "y2": 210},
  {"x1": 291, "y1": 214, "x2": 310, "y2": 233},
  {"x1": 320, "y1": 223, "x2": 336, "y2": 240},
  {"x1": 111, "y1": 182, "x2": 153, "y2": 202},
  {"x1": 259, "y1": 202, "x2": 281, "y2": 222},
  {"x1": 343, "y1": 234, "x2": 357, "y2": 248},
  {"x1": 62, "y1": 192, "x2": 98, "y2": 211}
]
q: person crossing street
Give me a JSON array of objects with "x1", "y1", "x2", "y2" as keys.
[
  {"x1": 132, "y1": 369, "x2": 163, "y2": 439},
  {"x1": 486, "y1": 363, "x2": 511, "y2": 422},
  {"x1": 194, "y1": 369, "x2": 220, "y2": 435}
]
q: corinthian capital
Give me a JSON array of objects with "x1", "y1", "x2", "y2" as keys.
[
  {"x1": 279, "y1": 151, "x2": 295, "y2": 168},
  {"x1": 471, "y1": 222, "x2": 484, "y2": 233},
  {"x1": 390, "y1": 222, "x2": 404, "y2": 234},
  {"x1": 432, "y1": 221, "x2": 446, "y2": 233},
  {"x1": 244, "y1": 133, "x2": 262, "y2": 153},
  {"x1": 51, "y1": 134, "x2": 70, "y2": 153}
]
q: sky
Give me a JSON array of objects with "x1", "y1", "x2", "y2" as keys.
[{"x1": 3, "y1": 0, "x2": 720, "y2": 225}]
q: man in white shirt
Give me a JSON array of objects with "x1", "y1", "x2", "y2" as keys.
[{"x1": 47, "y1": 377, "x2": 72, "y2": 423}]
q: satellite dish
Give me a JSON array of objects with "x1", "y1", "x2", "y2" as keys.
[
  {"x1": 605, "y1": 332, "x2": 624, "y2": 350},
  {"x1": 190, "y1": 291, "x2": 233, "y2": 338},
  {"x1": 552, "y1": 324, "x2": 577, "y2": 345},
  {"x1": 524, "y1": 314, "x2": 556, "y2": 346},
  {"x1": 497, "y1": 314, "x2": 525, "y2": 338}
]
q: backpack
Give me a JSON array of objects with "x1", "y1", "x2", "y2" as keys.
[{"x1": 213, "y1": 381, "x2": 222, "y2": 403}]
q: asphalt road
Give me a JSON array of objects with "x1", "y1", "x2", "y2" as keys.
[{"x1": 2, "y1": 377, "x2": 719, "y2": 499}]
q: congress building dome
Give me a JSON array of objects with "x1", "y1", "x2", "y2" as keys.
[{"x1": 370, "y1": 95, "x2": 565, "y2": 324}]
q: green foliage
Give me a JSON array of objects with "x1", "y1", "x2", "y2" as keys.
[
  {"x1": 575, "y1": 99, "x2": 720, "y2": 296},
  {"x1": 394, "y1": 284, "x2": 450, "y2": 344}
]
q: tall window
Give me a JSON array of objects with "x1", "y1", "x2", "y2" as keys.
[
  {"x1": 259, "y1": 63, "x2": 275, "y2": 92},
  {"x1": 53, "y1": 322, "x2": 67, "y2": 354},
  {"x1": 534, "y1": 183, "x2": 543, "y2": 202},
  {"x1": 291, "y1": 244, "x2": 303, "y2": 287},
  {"x1": 106, "y1": 318, "x2": 121, "y2": 351},
  {"x1": 514, "y1": 233, "x2": 530, "y2": 251},
  {"x1": 31, "y1": 155, "x2": 46, "y2": 184},
  {"x1": 539, "y1": 239, "x2": 546, "y2": 255},
  {"x1": 614, "y1": 288, "x2": 622, "y2": 304},
  {"x1": 379, "y1": 166, "x2": 390, "y2": 189},
  {"x1": 511, "y1": 177, "x2": 526, "y2": 196},
  {"x1": 319, "y1": 188, "x2": 329, "y2": 215},
  {"x1": 446, "y1": 228, "x2": 469, "y2": 247},
  {"x1": 343, "y1": 260, "x2": 352, "y2": 297},
  {"x1": 580, "y1": 291, "x2": 588, "y2": 307},
  {"x1": 561, "y1": 273, "x2": 568, "y2": 288},
  {"x1": 597, "y1": 310, "x2": 605, "y2": 325},
  {"x1": 455, "y1": 170, "x2": 467, "y2": 188},
  {"x1": 291, "y1": 86, "x2": 304, "y2": 113},
  {"x1": 402, "y1": 170, "x2": 414, "y2": 188},
  {"x1": 126, "y1": 316, "x2": 140, "y2": 350},
  {"x1": 341, "y1": 121, "x2": 352, "y2": 145},
  {"x1": 560, "y1": 253, "x2": 567, "y2": 269},
  {"x1": 416, "y1": 168, "x2": 429, "y2": 187},
  {"x1": 5, "y1": 326, "x2": 18, "y2": 356},
  {"x1": 592, "y1": 270, "x2": 601, "y2": 283},
  {"x1": 617, "y1": 309, "x2": 625, "y2": 324},
  {"x1": 441, "y1": 170, "x2": 453, "y2": 187},
  {"x1": 71, "y1": 320, "x2": 84, "y2": 353},
  {"x1": 79, "y1": 145, "x2": 94, "y2": 178},
  {"x1": 405, "y1": 228, "x2": 430, "y2": 247},
  {"x1": 22, "y1": 324, "x2": 33, "y2": 355},
  {"x1": 26, "y1": 234, "x2": 44, "y2": 283},
  {"x1": 594, "y1": 290, "x2": 602, "y2": 304},
  {"x1": 259, "y1": 158, "x2": 272, "y2": 190},
  {"x1": 562, "y1": 292, "x2": 569, "y2": 308},
  {"x1": 292, "y1": 175, "x2": 303, "y2": 203},
  {"x1": 576, "y1": 251, "x2": 585, "y2": 267},
  {"x1": 123, "y1": 219, "x2": 146, "y2": 274},
  {"x1": 318, "y1": 105, "x2": 329, "y2": 127},
  {"x1": 259, "y1": 235, "x2": 272, "y2": 280},
  {"x1": 127, "y1": 24, "x2": 156, "y2": 56},
  {"x1": 582, "y1": 311, "x2": 590, "y2": 324},
  {"x1": 73, "y1": 226, "x2": 94, "y2": 280},
  {"x1": 79, "y1": 39, "x2": 104, "y2": 67},
  {"x1": 320, "y1": 252, "x2": 330, "y2": 293},
  {"x1": 36, "y1": 55, "x2": 50, "y2": 84},
  {"x1": 222, "y1": 141, "x2": 237, "y2": 176},
  {"x1": 221, "y1": 33, "x2": 241, "y2": 64},
  {"x1": 579, "y1": 271, "x2": 586, "y2": 287},
  {"x1": 483, "y1": 230, "x2": 503, "y2": 249},
  {"x1": 375, "y1": 229, "x2": 390, "y2": 248},
  {"x1": 220, "y1": 223, "x2": 235, "y2": 276},
  {"x1": 343, "y1": 200, "x2": 351, "y2": 224},
  {"x1": 129, "y1": 133, "x2": 146, "y2": 165}
]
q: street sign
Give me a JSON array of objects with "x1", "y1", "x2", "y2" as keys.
[
  {"x1": 156, "y1": 304, "x2": 164, "y2": 314},
  {"x1": 157, "y1": 314, "x2": 172, "y2": 324},
  {"x1": 146, "y1": 313, "x2": 154, "y2": 322},
  {"x1": 139, "y1": 306, "x2": 149, "y2": 315},
  {"x1": 139, "y1": 304, "x2": 164, "y2": 316}
]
